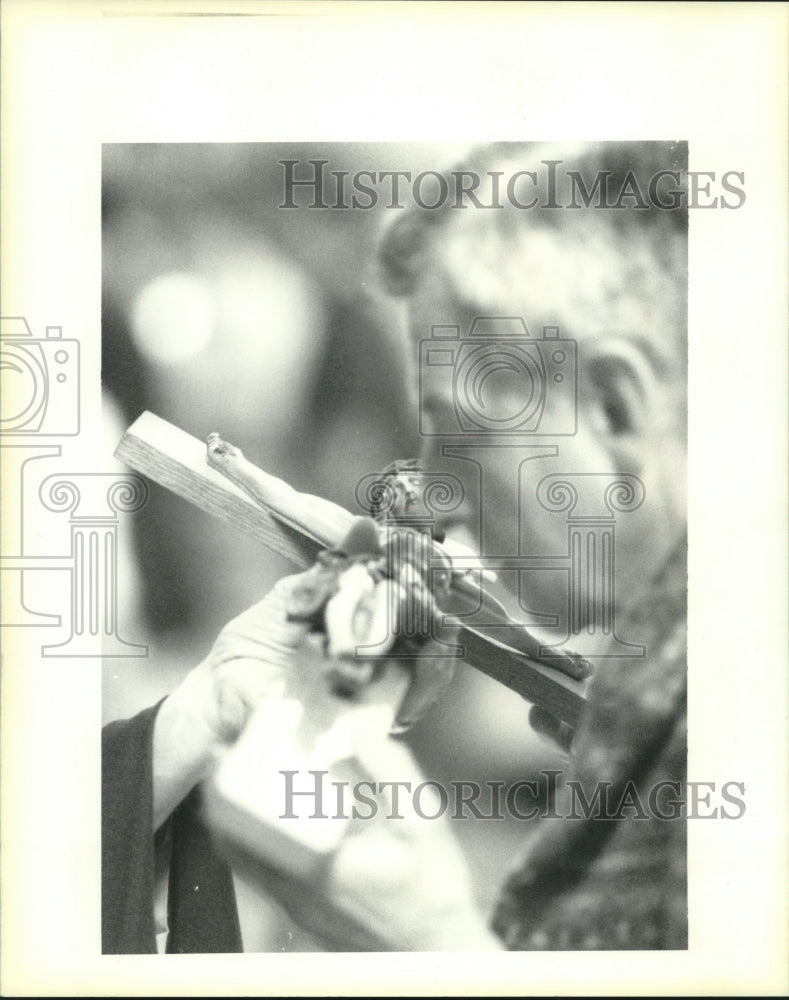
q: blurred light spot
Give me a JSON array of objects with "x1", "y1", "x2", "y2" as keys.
[
  {"x1": 130, "y1": 272, "x2": 215, "y2": 365},
  {"x1": 209, "y1": 251, "x2": 324, "y2": 431}
]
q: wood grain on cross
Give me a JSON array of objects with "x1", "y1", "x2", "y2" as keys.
[{"x1": 115, "y1": 411, "x2": 588, "y2": 727}]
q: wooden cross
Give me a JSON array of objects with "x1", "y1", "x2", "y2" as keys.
[{"x1": 115, "y1": 411, "x2": 588, "y2": 728}]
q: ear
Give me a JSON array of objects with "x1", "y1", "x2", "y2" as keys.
[{"x1": 583, "y1": 339, "x2": 661, "y2": 474}]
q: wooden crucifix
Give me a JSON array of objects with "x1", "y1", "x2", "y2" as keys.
[{"x1": 115, "y1": 410, "x2": 589, "y2": 729}]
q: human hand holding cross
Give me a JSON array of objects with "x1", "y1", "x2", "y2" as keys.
[{"x1": 115, "y1": 412, "x2": 589, "y2": 950}]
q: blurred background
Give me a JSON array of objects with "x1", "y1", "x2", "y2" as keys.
[{"x1": 102, "y1": 143, "x2": 564, "y2": 950}]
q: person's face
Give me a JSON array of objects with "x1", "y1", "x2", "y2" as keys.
[
  {"x1": 404, "y1": 227, "x2": 682, "y2": 632},
  {"x1": 387, "y1": 472, "x2": 426, "y2": 520}
]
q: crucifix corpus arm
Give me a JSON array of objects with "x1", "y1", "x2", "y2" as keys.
[{"x1": 115, "y1": 411, "x2": 589, "y2": 728}]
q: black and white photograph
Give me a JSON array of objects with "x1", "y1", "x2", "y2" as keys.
[
  {"x1": 101, "y1": 140, "x2": 692, "y2": 956},
  {"x1": 1, "y1": 3, "x2": 787, "y2": 996}
]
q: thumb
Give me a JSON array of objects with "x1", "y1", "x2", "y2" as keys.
[
  {"x1": 211, "y1": 573, "x2": 312, "y2": 670},
  {"x1": 528, "y1": 704, "x2": 574, "y2": 756}
]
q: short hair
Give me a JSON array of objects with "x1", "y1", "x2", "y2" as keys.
[
  {"x1": 377, "y1": 141, "x2": 688, "y2": 388},
  {"x1": 379, "y1": 457, "x2": 423, "y2": 478}
]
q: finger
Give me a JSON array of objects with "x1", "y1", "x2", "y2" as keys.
[
  {"x1": 212, "y1": 656, "x2": 289, "y2": 740},
  {"x1": 537, "y1": 645, "x2": 593, "y2": 681},
  {"x1": 528, "y1": 704, "x2": 575, "y2": 755},
  {"x1": 215, "y1": 574, "x2": 313, "y2": 666}
]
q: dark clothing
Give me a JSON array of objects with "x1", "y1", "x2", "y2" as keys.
[
  {"x1": 102, "y1": 701, "x2": 242, "y2": 954},
  {"x1": 492, "y1": 539, "x2": 688, "y2": 950}
]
